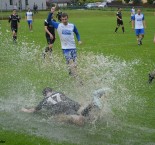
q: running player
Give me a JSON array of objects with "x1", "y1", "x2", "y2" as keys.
[
  {"x1": 8, "y1": 9, "x2": 20, "y2": 43},
  {"x1": 129, "y1": 7, "x2": 135, "y2": 23},
  {"x1": 132, "y1": 8, "x2": 146, "y2": 46},
  {"x1": 115, "y1": 8, "x2": 125, "y2": 33},
  {"x1": 42, "y1": 16, "x2": 56, "y2": 59},
  {"x1": 21, "y1": 87, "x2": 107, "y2": 126},
  {"x1": 25, "y1": 8, "x2": 33, "y2": 31},
  {"x1": 47, "y1": 7, "x2": 82, "y2": 77}
]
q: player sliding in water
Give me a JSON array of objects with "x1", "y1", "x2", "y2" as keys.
[{"x1": 21, "y1": 87, "x2": 109, "y2": 126}]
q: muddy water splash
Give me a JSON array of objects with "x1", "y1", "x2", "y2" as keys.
[{"x1": 0, "y1": 35, "x2": 147, "y2": 145}]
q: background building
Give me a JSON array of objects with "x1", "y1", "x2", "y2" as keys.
[{"x1": 0, "y1": 0, "x2": 46, "y2": 11}]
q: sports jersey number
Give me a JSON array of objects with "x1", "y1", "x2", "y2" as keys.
[{"x1": 47, "y1": 93, "x2": 62, "y2": 105}]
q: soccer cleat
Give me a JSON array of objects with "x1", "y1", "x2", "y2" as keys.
[{"x1": 148, "y1": 74, "x2": 154, "y2": 84}]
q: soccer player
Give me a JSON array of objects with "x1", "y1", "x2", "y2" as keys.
[
  {"x1": 42, "y1": 16, "x2": 56, "y2": 58},
  {"x1": 25, "y1": 8, "x2": 33, "y2": 31},
  {"x1": 8, "y1": 9, "x2": 20, "y2": 43},
  {"x1": 147, "y1": 35, "x2": 155, "y2": 84},
  {"x1": 129, "y1": 7, "x2": 135, "y2": 23},
  {"x1": 132, "y1": 9, "x2": 146, "y2": 46},
  {"x1": 21, "y1": 87, "x2": 107, "y2": 126},
  {"x1": 56, "y1": 9, "x2": 62, "y2": 22},
  {"x1": 115, "y1": 8, "x2": 125, "y2": 33},
  {"x1": 47, "y1": 7, "x2": 82, "y2": 77},
  {"x1": 148, "y1": 70, "x2": 155, "y2": 83}
]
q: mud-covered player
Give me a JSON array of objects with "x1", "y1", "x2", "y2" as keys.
[{"x1": 21, "y1": 87, "x2": 108, "y2": 126}]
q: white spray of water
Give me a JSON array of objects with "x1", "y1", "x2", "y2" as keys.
[{"x1": 0, "y1": 35, "x2": 148, "y2": 145}]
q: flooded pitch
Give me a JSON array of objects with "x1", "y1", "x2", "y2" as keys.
[{"x1": 0, "y1": 31, "x2": 151, "y2": 145}]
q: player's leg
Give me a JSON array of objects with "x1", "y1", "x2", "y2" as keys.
[
  {"x1": 12, "y1": 28, "x2": 17, "y2": 42},
  {"x1": 63, "y1": 49, "x2": 77, "y2": 77},
  {"x1": 139, "y1": 29, "x2": 144, "y2": 45},
  {"x1": 115, "y1": 20, "x2": 120, "y2": 33},
  {"x1": 69, "y1": 49, "x2": 77, "y2": 77},
  {"x1": 135, "y1": 29, "x2": 140, "y2": 45},
  {"x1": 121, "y1": 21, "x2": 124, "y2": 33},
  {"x1": 43, "y1": 37, "x2": 53, "y2": 59},
  {"x1": 148, "y1": 69, "x2": 155, "y2": 83},
  {"x1": 29, "y1": 20, "x2": 33, "y2": 31}
]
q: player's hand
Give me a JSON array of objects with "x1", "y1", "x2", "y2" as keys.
[
  {"x1": 78, "y1": 41, "x2": 82, "y2": 45},
  {"x1": 50, "y1": 34, "x2": 54, "y2": 40},
  {"x1": 51, "y1": 7, "x2": 55, "y2": 13}
]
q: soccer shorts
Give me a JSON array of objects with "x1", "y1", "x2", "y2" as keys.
[
  {"x1": 135, "y1": 29, "x2": 144, "y2": 35},
  {"x1": 11, "y1": 27, "x2": 18, "y2": 33},
  {"x1": 27, "y1": 20, "x2": 33, "y2": 25},
  {"x1": 62, "y1": 49, "x2": 77, "y2": 63},
  {"x1": 46, "y1": 36, "x2": 55, "y2": 45},
  {"x1": 131, "y1": 16, "x2": 134, "y2": 20},
  {"x1": 117, "y1": 20, "x2": 123, "y2": 26}
]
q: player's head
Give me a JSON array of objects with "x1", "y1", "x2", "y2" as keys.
[
  {"x1": 51, "y1": 6, "x2": 55, "y2": 13},
  {"x1": 118, "y1": 8, "x2": 121, "y2": 11},
  {"x1": 42, "y1": 87, "x2": 53, "y2": 97},
  {"x1": 61, "y1": 13, "x2": 68, "y2": 25},
  {"x1": 13, "y1": 9, "x2": 16, "y2": 14},
  {"x1": 137, "y1": 8, "x2": 141, "y2": 15},
  {"x1": 28, "y1": 8, "x2": 30, "y2": 12}
]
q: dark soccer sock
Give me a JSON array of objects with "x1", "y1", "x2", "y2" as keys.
[
  {"x1": 13, "y1": 36, "x2": 15, "y2": 40},
  {"x1": 122, "y1": 27, "x2": 124, "y2": 33},
  {"x1": 45, "y1": 47, "x2": 49, "y2": 52},
  {"x1": 14, "y1": 36, "x2": 17, "y2": 40},
  {"x1": 115, "y1": 27, "x2": 118, "y2": 32}
]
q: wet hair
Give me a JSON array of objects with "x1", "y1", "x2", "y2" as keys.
[
  {"x1": 61, "y1": 13, "x2": 68, "y2": 18},
  {"x1": 42, "y1": 87, "x2": 53, "y2": 96}
]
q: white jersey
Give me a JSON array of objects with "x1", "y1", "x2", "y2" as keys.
[
  {"x1": 57, "y1": 23, "x2": 76, "y2": 49},
  {"x1": 133, "y1": 13, "x2": 144, "y2": 29},
  {"x1": 131, "y1": 8, "x2": 135, "y2": 16},
  {"x1": 26, "y1": 11, "x2": 33, "y2": 20}
]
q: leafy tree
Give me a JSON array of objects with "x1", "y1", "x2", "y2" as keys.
[
  {"x1": 133, "y1": 0, "x2": 141, "y2": 4},
  {"x1": 147, "y1": 0, "x2": 153, "y2": 4}
]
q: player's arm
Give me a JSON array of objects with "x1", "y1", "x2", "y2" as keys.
[
  {"x1": 142, "y1": 15, "x2": 146, "y2": 28},
  {"x1": 47, "y1": 13, "x2": 59, "y2": 29},
  {"x1": 73, "y1": 25, "x2": 82, "y2": 44},
  {"x1": 47, "y1": 7, "x2": 59, "y2": 29},
  {"x1": 25, "y1": 13, "x2": 27, "y2": 21},
  {"x1": 116, "y1": 13, "x2": 121, "y2": 21},
  {"x1": 21, "y1": 107, "x2": 36, "y2": 113},
  {"x1": 8, "y1": 16, "x2": 11, "y2": 23}
]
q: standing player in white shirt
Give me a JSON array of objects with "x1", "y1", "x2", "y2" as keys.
[
  {"x1": 25, "y1": 8, "x2": 34, "y2": 31},
  {"x1": 47, "y1": 7, "x2": 82, "y2": 77},
  {"x1": 132, "y1": 9, "x2": 146, "y2": 46},
  {"x1": 129, "y1": 7, "x2": 135, "y2": 23}
]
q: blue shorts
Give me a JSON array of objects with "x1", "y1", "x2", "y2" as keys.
[
  {"x1": 131, "y1": 16, "x2": 134, "y2": 20},
  {"x1": 27, "y1": 20, "x2": 32, "y2": 25},
  {"x1": 135, "y1": 29, "x2": 144, "y2": 35},
  {"x1": 62, "y1": 49, "x2": 77, "y2": 63}
]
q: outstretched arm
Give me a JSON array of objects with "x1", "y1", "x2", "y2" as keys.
[
  {"x1": 47, "y1": 7, "x2": 59, "y2": 29},
  {"x1": 21, "y1": 107, "x2": 36, "y2": 113}
]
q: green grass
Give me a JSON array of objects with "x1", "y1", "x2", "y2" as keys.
[{"x1": 0, "y1": 10, "x2": 155, "y2": 145}]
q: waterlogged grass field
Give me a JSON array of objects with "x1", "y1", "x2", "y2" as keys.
[{"x1": 0, "y1": 10, "x2": 155, "y2": 145}]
